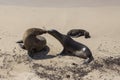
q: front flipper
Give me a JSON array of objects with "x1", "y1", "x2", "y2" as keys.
[
  {"x1": 17, "y1": 43, "x2": 26, "y2": 49},
  {"x1": 57, "y1": 48, "x2": 68, "y2": 56},
  {"x1": 28, "y1": 50, "x2": 34, "y2": 58},
  {"x1": 83, "y1": 55, "x2": 94, "y2": 64}
]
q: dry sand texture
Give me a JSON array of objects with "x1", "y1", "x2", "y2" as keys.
[{"x1": 0, "y1": 0, "x2": 120, "y2": 80}]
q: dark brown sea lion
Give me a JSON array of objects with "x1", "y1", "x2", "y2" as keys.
[
  {"x1": 47, "y1": 29, "x2": 94, "y2": 64},
  {"x1": 67, "y1": 29, "x2": 91, "y2": 38},
  {"x1": 17, "y1": 28, "x2": 47, "y2": 56}
]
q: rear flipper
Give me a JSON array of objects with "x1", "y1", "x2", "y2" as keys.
[
  {"x1": 16, "y1": 40, "x2": 26, "y2": 49},
  {"x1": 16, "y1": 40, "x2": 23, "y2": 43}
]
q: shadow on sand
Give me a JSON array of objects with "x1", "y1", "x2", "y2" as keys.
[{"x1": 28, "y1": 46, "x2": 56, "y2": 60}]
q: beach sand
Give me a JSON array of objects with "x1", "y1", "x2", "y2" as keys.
[{"x1": 0, "y1": 4, "x2": 120, "y2": 80}]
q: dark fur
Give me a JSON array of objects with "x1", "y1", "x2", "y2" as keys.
[
  {"x1": 17, "y1": 28, "x2": 47, "y2": 56},
  {"x1": 67, "y1": 29, "x2": 91, "y2": 38},
  {"x1": 47, "y1": 29, "x2": 94, "y2": 64}
]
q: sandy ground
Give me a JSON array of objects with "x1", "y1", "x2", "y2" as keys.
[{"x1": 0, "y1": 5, "x2": 120, "y2": 80}]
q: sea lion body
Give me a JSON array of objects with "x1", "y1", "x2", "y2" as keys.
[
  {"x1": 67, "y1": 29, "x2": 91, "y2": 38},
  {"x1": 17, "y1": 28, "x2": 47, "y2": 54},
  {"x1": 47, "y1": 29, "x2": 94, "y2": 64}
]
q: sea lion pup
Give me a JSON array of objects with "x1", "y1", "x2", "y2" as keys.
[
  {"x1": 47, "y1": 29, "x2": 94, "y2": 64},
  {"x1": 17, "y1": 28, "x2": 47, "y2": 56},
  {"x1": 67, "y1": 29, "x2": 91, "y2": 38}
]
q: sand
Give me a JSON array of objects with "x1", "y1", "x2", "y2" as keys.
[{"x1": 0, "y1": 4, "x2": 120, "y2": 80}]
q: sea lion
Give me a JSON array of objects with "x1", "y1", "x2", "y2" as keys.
[
  {"x1": 47, "y1": 29, "x2": 94, "y2": 64},
  {"x1": 17, "y1": 28, "x2": 47, "y2": 56},
  {"x1": 67, "y1": 29, "x2": 91, "y2": 38}
]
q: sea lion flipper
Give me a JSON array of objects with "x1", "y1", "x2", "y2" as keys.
[
  {"x1": 18, "y1": 43, "x2": 26, "y2": 49},
  {"x1": 58, "y1": 48, "x2": 69, "y2": 56},
  {"x1": 83, "y1": 55, "x2": 94, "y2": 64},
  {"x1": 16, "y1": 40, "x2": 26, "y2": 49},
  {"x1": 16, "y1": 40, "x2": 23, "y2": 43}
]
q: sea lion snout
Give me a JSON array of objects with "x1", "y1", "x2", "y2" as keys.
[
  {"x1": 84, "y1": 31, "x2": 91, "y2": 38},
  {"x1": 47, "y1": 29, "x2": 56, "y2": 32},
  {"x1": 47, "y1": 29, "x2": 58, "y2": 34},
  {"x1": 34, "y1": 29, "x2": 47, "y2": 35}
]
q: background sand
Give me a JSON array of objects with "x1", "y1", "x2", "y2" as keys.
[{"x1": 0, "y1": 1, "x2": 120, "y2": 80}]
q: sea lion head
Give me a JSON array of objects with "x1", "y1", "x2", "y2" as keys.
[
  {"x1": 47, "y1": 29, "x2": 57, "y2": 34},
  {"x1": 26, "y1": 28, "x2": 47, "y2": 36},
  {"x1": 84, "y1": 31, "x2": 91, "y2": 38},
  {"x1": 47, "y1": 29, "x2": 60, "y2": 38}
]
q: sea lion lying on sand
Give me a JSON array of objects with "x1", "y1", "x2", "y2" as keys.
[
  {"x1": 67, "y1": 29, "x2": 91, "y2": 38},
  {"x1": 17, "y1": 28, "x2": 47, "y2": 56},
  {"x1": 47, "y1": 29, "x2": 94, "y2": 64}
]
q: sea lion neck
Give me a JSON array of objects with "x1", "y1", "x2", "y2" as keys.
[{"x1": 47, "y1": 29, "x2": 66, "y2": 46}]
